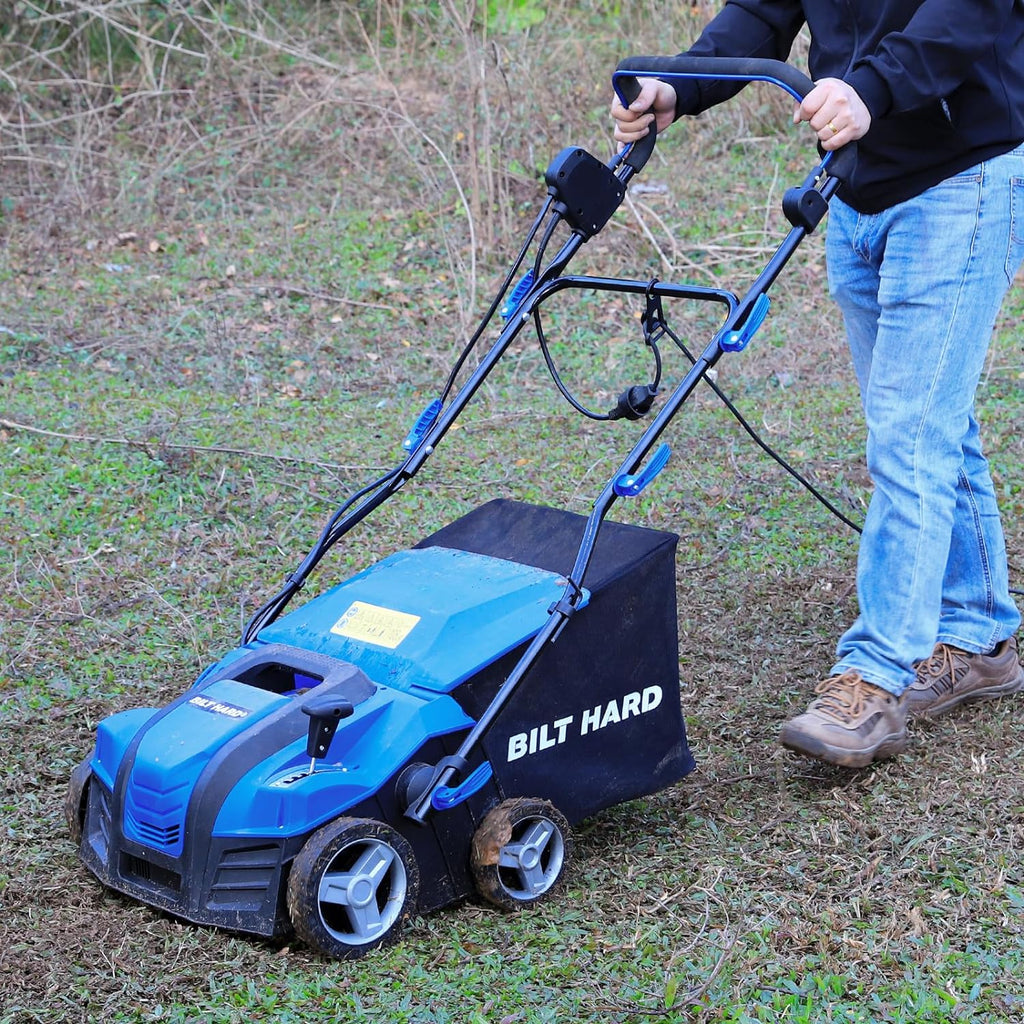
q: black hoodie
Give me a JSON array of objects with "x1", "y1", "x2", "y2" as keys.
[{"x1": 670, "y1": 0, "x2": 1024, "y2": 212}]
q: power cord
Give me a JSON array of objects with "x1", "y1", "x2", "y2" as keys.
[{"x1": 660, "y1": 318, "x2": 865, "y2": 535}]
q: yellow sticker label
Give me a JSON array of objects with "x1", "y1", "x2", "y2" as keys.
[{"x1": 330, "y1": 601, "x2": 420, "y2": 649}]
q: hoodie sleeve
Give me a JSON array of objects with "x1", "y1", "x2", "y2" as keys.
[{"x1": 670, "y1": 0, "x2": 807, "y2": 118}]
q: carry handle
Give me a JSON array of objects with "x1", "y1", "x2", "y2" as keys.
[{"x1": 613, "y1": 56, "x2": 856, "y2": 182}]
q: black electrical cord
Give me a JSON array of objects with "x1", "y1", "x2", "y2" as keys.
[
  {"x1": 661, "y1": 320, "x2": 865, "y2": 535},
  {"x1": 667, "y1": 326, "x2": 1024, "y2": 598},
  {"x1": 532, "y1": 206, "x2": 562, "y2": 280},
  {"x1": 243, "y1": 198, "x2": 565, "y2": 644},
  {"x1": 439, "y1": 196, "x2": 555, "y2": 404},
  {"x1": 522, "y1": 284, "x2": 857, "y2": 532},
  {"x1": 241, "y1": 463, "x2": 403, "y2": 643},
  {"x1": 532, "y1": 300, "x2": 1024, "y2": 602},
  {"x1": 532, "y1": 304, "x2": 664, "y2": 422},
  {"x1": 533, "y1": 307, "x2": 613, "y2": 421}
]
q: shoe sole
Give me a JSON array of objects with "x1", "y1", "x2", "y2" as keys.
[
  {"x1": 779, "y1": 724, "x2": 908, "y2": 768},
  {"x1": 906, "y1": 670, "x2": 1024, "y2": 719}
]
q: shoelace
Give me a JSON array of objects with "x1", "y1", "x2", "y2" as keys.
[
  {"x1": 812, "y1": 671, "x2": 876, "y2": 722},
  {"x1": 915, "y1": 643, "x2": 971, "y2": 694}
]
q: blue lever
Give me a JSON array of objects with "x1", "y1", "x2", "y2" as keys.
[
  {"x1": 431, "y1": 760, "x2": 494, "y2": 811},
  {"x1": 613, "y1": 443, "x2": 671, "y2": 497},
  {"x1": 402, "y1": 399, "x2": 443, "y2": 452},
  {"x1": 500, "y1": 269, "x2": 535, "y2": 321},
  {"x1": 720, "y1": 293, "x2": 770, "y2": 352}
]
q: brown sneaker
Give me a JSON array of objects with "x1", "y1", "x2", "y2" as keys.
[
  {"x1": 780, "y1": 671, "x2": 908, "y2": 767},
  {"x1": 903, "y1": 637, "x2": 1024, "y2": 718}
]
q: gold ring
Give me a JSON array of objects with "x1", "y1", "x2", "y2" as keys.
[{"x1": 827, "y1": 121, "x2": 840, "y2": 136}]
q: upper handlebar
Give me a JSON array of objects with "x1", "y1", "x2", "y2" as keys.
[
  {"x1": 613, "y1": 55, "x2": 856, "y2": 182},
  {"x1": 614, "y1": 55, "x2": 816, "y2": 105}
]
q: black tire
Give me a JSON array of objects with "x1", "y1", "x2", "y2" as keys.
[
  {"x1": 65, "y1": 756, "x2": 92, "y2": 846},
  {"x1": 286, "y1": 817, "x2": 419, "y2": 958},
  {"x1": 470, "y1": 797, "x2": 572, "y2": 911}
]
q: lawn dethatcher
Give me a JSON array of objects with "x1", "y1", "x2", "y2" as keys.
[{"x1": 66, "y1": 57, "x2": 854, "y2": 958}]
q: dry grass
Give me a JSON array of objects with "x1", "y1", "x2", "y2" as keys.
[{"x1": 2, "y1": 4, "x2": 1024, "y2": 1022}]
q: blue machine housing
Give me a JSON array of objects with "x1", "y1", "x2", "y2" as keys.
[
  {"x1": 75, "y1": 500, "x2": 695, "y2": 938},
  {"x1": 66, "y1": 56, "x2": 855, "y2": 952}
]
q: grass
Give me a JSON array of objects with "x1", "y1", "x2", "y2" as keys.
[{"x1": 3, "y1": 4, "x2": 1024, "y2": 1022}]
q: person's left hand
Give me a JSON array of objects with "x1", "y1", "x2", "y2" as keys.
[{"x1": 794, "y1": 77, "x2": 871, "y2": 150}]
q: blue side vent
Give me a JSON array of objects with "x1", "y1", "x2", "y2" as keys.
[
  {"x1": 613, "y1": 443, "x2": 671, "y2": 497},
  {"x1": 720, "y1": 293, "x2": 770, "y2": 352},
  {"x1": 431, "y1": 760, "x2": 494, "y2": 811},
  {"x1": 402, "y1": 399, "x2": 443, "y2": 452},
  {"x1": 500, "y1": 270, "x2": 535, "y2": 321}
]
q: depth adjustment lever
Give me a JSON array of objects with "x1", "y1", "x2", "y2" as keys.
[{"x1": 302, "y1": 693, "x2": 354, "y2": 775}]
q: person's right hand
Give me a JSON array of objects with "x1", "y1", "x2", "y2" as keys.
[{"x1": 611, "y1": 77, "x2": 677, "y2": 145}]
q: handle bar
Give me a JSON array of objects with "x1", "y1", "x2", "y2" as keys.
[
  {"x1": 615, "y1": 55, "x2": 815, "y2": 105},
  {"x1": 613, "y1": 55, "x2": 856, "y2": 181}
]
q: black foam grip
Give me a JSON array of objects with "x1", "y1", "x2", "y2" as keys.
[
  {"x1": 615, "y1": 56, "x2": 856, "y2": 181},
  {"x1": 615, "y1": 70, "x2": 658, "y2": 172},
  {"x1": 616, "y1": 55, "x2": 814, "y2": 100}
]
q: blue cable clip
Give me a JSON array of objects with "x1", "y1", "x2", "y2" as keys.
[
  {"x1": 500, "y1": 269, "x2": 535, "y2": 321},
  {"x1": 613, "y1": 443, "x2": 671, "y2": 497},
  {"x1": 720, "y1": 293, "x2": 771, "y2": 352},
  {"x1": 431, "y1": 760, "x2": 494, "y2": 811},
  {"x1": 402, "y1": 398, "x2": 443, "y2": 452}
]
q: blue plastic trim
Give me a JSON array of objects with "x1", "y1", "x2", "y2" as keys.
[
  {"x1": 402, "y1": 399, "x2": 443, "y2": 452},
  {"x1": 613, "y1": 69, "x2": 805, "y2": 106},
  {"x1": 431, "y1": 760, "x2": 494, "y2": 811},
  {"x1": 212, "y1": 686, "x2": 475, "y2": 837},
  {"x1": 119, "y1": 680, "x2": 285, "y2": 855},
  {"x1": 500, "y1": 269, "x2": 535, "y2": 320},
  {"x1": 94, "y1": 707, "x2": 160, "y2": 791},
  {"x1": 721, "y1": 293, "x2": 770, "y2": 352},
  {"x1": 613, "y1": 443, "x2": 671, "y2": 497}
]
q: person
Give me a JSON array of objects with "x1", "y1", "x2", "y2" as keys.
[{"x1": 612, "y1": 0, "x2": 1024, "y2": 768}]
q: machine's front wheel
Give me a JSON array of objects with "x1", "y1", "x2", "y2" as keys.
[
  {"x1": 470, "y1": 797, "x2": 572, "y2": 910},
  {"x1": 286, "y1": 817, "x2": 419, "y2": 958},
  {"x1": 64, "y1": 756, "x2": 92, "y2": 845}
]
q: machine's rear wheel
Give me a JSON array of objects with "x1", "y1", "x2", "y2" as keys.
[
  {"x1": 286, "y1": 817, "x2": 419, "y2": 958},
  {"x1": 470, "y1": 797, "x2": 572, "y2": 910},
  {"x1": 64, "y1": 757, "x2": 92, "y2": 845}
]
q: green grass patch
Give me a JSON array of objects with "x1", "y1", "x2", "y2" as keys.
[{"x1": 3, "y1": 6, "x2": 1024, "y2": 1021}]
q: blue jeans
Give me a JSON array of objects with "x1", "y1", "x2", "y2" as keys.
[{"x1": 825, "y1": 143, "x2": 1024, "y2": 696}]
